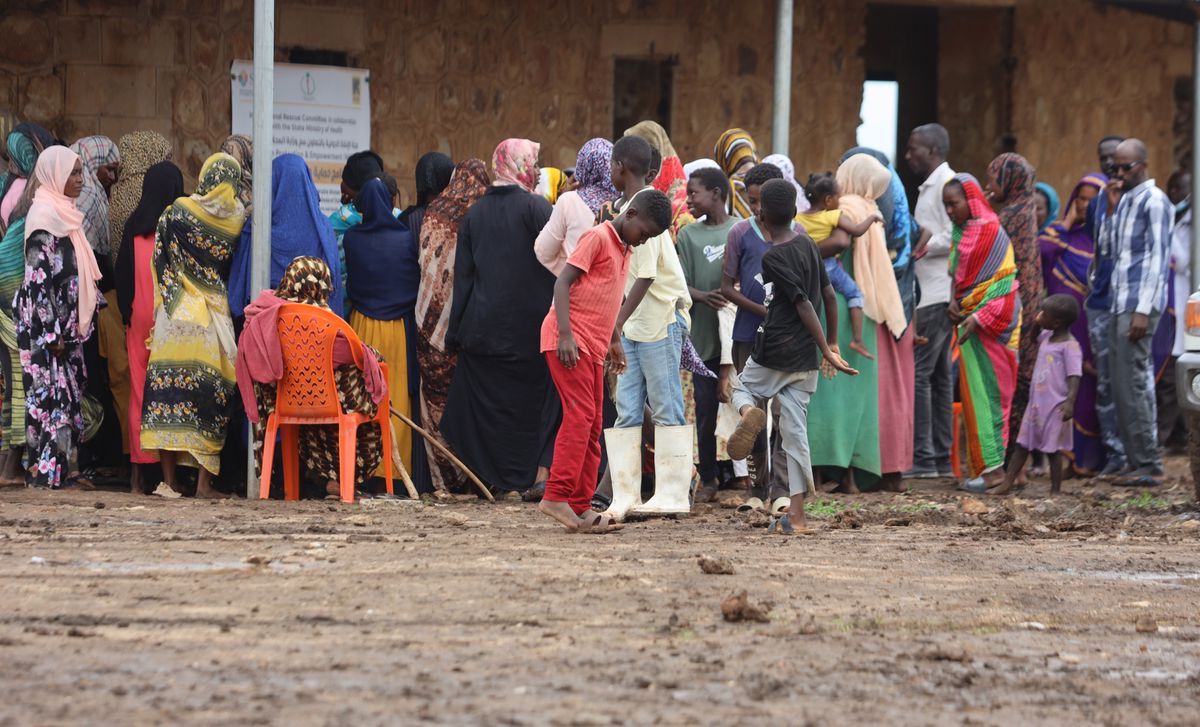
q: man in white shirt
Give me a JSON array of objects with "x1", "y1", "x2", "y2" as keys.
[{"x1": 905, "y1": 123, "x2": 956, "y2": 478}]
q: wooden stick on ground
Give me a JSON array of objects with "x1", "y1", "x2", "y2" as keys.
[
  {"x1": 390, "y1": 406, "x2": 495, "y2": 502},
  {"x1": 386, "y1": 424, "x2": 419, "y2": 500}
]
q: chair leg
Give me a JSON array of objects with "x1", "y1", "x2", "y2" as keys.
[
  {"x1": 282, "y1": 424, "x2": 300, "y2": 501},
  {"x1": 260, "y1": 416, "x2": 278, "y2": 500},
  {"x1": 951, "y1": 402, "x2": 962, "y2": 479},
  {"x1": 339, "y1": 417, "x2": 358, "y2": 503},
  {"x1": 379, "y1": 408, "x2": 394, "y2": 496}
]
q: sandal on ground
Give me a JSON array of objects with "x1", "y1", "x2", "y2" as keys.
[
  {"x1": 1115, "y1": 473, "x2": 1163, "y2": 487},
  {"x1": 61, "y1": 473, "x2": 96, "y2": 490},
  {"x1": 770, "y1": 497, "x2": 790, "y2": 515},
  {"x1": 767, "y1": 514, "x2": 813, "y2": 535},
  {"x1": 522, "y1": 481, "x2": 546, "y2": 503},
  {"x1": 577, "y1": 512, "x2": 623, "y2": 534},
  {"x1": 736, "y1": 496, "x2": 765, "y2": 513}
]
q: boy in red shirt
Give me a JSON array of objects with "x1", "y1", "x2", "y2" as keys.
[{"x1": 539, "y1": 190, "x2": 674, "y2": 532}]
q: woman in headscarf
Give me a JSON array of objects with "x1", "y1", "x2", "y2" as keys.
[
  {"x1": 329, "y1": 150, "x2": 385, "y2": 313},
  {"x1": 986, "y1": 153, "x2": 1040, "y2": 449},
  {"x1": 416, "y1": 159, "x2": 490, "y2": 492},
  {"x1": 946, "y1": 173, "x2": 1021, "y2": 488},
  {"x1": 442, "y1": 139, "x2": 557, "y2": 495},
  {"x1": 115, "y1": 160, "x2": 183, "y2": 494},
  {"x1": 344, "y1": 178, "x2": 420, "y2": 478},
  {"x1": 838, "y1": 146, "x2": 919, "y2": 319},
  {"x1": 228, "y1": 153, "x2": 343, "y2": 320},
  {"x1": 714, "y1": 128, "x2": 758, "y2": 218},
  {"x1": 1034, "y1": 182, "x2": 1060, "y2": 235},
  {"x1": 219, "y1": 134, "x2": 254, "y2": 213},
  {"x1": 69, "y1": 136, "x2": 120, "y2": 257},
  {"x1": 1038, "y1": 173, "x2": 1107, "y2": 474},
  {"x1": 0, "y1": 122, "x2": 57, "y2": 484},
  {"x1": 400, "y1": 151, "x2": 454, "y2": 244},
  {"x1": 626, "y1": 120, "x2": 693, "y2": 236},
  {"x1": 107, "y1": 131, "x2": 172, "y2": 267},
  {"x1": 14, "y1": 146, "x2": 104, "y2": 488},
  {"x1": 141, "y1": 152, "x2": 246, "y2": 498},
  {"x1": 71, "y1": 135, "x2": 128, "y2": 464},
  {"x1": 1, "y1": 122, "x2": 56, "y2": 229},
  {"x1": 762, "y1": 153, "x2": 811, "y2": 214},
  {"x1": 807, "y1": 154, "x2": 910, "y2": 493},
  {"x1": 237, "y1": 256, "x2": 386, "y2": 498},
  {"x1": 534, "y1": 138, "x2": 618, "y2": 275}
]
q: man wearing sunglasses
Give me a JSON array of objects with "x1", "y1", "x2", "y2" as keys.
[{"x1": 1095, "y1": 138, "x2": 1173, "y2": 486}]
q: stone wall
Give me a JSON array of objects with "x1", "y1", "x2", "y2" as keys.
[
  {"x1": 1011, "y1": 0, "x2": 1191, "y2": 196},
  {"x1": 0, "y1": 0, "x2": 1192, "y2": 205},
  {"x1": 0, "y1": 0, "x2": 864, "y2": 199}
]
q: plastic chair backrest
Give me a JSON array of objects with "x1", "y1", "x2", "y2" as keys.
[{"x1": 274, "y1": 303, "x2": 364, "y2": 419}]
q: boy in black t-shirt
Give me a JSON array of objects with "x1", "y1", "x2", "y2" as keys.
[{"x1": 725, "y1": 179, "x2": 858, "y2": 534}]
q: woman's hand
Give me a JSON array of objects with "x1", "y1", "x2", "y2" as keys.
[
  {"x1": 947, "y1": 299, "x2": 963, "y2": 323},
  {"x1": 958, "y1": 316, "x2": 978, "y2": 342}
]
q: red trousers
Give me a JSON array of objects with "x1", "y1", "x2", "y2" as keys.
[{"x1": 544, "y1": 352, "x2": 604, "y2": 515}]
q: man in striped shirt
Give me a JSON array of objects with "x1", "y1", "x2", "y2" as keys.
[{"x1": 1100, "y1": 138, "x2": 1173, "y2": 484}]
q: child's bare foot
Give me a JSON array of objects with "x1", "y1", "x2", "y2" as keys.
[
  {"x1": 849, "y1": 339, "x2": 874, "y2": 360},
  {"x1": 538, "y1": 499, "x2": 583, "y2": 531},
  {"x1": 879, "y1": 473, "x2": 906, "y2": 492},
  {"x1": 987, "y1": 481, "x2": 1013, "y2": 496}
]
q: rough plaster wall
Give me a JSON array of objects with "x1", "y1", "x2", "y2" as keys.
[
  {"x1": 0, "y1": 0, "x2": 865, "y2": 200},
  {"x1": 938, "y1": 7, "x2": 1008, "y2": 182},
  {"x1": 1011, "y1": 0, "x2": 1191, "y2": 196}
]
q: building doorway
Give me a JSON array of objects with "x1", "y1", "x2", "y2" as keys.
[{"x1": 612, "y1": 58, "x2": 674, "y2": 139}]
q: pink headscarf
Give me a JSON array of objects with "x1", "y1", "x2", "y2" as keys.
[
  {"x1": 491, "y1": 138, "x2": 540, "y2": 192},
  {"x1": 24, "y1": 146, "x2": 102, "y2": 336}
]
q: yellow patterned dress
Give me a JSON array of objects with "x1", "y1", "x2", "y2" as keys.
[{"x1": 140, "y1": 153, "x2": 246, "y2": 475}]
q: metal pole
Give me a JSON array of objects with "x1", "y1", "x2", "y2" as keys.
[
  {"x1": 1191, "y1": 16, "x2": 1200, "y2": 290},
  {"x1": 771, "y1": 0, "x2": 793, "y2": 155},
  {"x1": 247, "y1": 0, "x2": 275, "y2": 499}
]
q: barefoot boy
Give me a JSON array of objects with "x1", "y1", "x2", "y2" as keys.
[
  {"x1": 725, "y1": 180, "x2": 858, "y2": 534},
  {"x1": 538, "y1": 189, "x2": 674, "y2": 532}
]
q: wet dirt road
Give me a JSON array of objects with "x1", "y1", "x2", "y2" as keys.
[{"x1": 1, "y1": 474, "x2": 1199, "y2": 726}]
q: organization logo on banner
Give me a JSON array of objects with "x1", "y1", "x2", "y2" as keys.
[{"x1": 301, "y1": 72, "x2": 317, "y2": 99}]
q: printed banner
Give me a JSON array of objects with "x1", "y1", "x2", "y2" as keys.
[{"x1": 231, "y1": 61, "x2": 371, "y2": 214}]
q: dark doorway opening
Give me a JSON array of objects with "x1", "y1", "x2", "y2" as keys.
[
  {"x1": 613, "y1": 58, "x2": 675, "y2": 138},
  {"x1": 863, "y1": 4, "x2": 939, "y2": 201}
]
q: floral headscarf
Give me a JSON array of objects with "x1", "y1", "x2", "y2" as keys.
[
  {"x1": 491, "y1": 138, "x2": 539, "y2": 192},
  {"x1": 276, "y1": 256, "x2": 334, "y2": 311},
  {"x1": 573, "y1": 138, "x2": 619, "y2": 214}
]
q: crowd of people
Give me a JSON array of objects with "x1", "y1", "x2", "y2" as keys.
[{"x1": 0, "y1": 118, "x2": 1187, "y2": 532}]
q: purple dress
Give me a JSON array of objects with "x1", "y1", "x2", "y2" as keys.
[{"x1": 1017, "y1": 330, "x2": 1082, "y2": 454}]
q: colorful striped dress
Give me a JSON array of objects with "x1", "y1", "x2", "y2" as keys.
[{"x1": 950, "y1": 174, "x2": 1022, "y2": 478}]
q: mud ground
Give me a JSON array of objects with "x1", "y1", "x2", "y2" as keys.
[{"x1": 1, "y1": 461, "x2": 1199, "y2": 726}]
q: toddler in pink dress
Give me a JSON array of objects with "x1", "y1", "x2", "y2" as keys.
[{"x1": 999, "y1": 295, "x2": 1082, "y2": 495}]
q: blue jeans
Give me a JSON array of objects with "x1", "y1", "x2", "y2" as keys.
[
  {"x1": 615, "y1": 313, "x2": 687, "y2": 428},
  {"x1": 824, "y1": 258, "x2": 863, "y2": 309}
]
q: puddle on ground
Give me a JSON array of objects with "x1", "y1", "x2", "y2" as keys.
[{"x1": 1036, "y1": 566, "x2": 1200, "y2": 588}]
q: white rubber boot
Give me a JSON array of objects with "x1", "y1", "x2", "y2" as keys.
[
  {"x1": 603, "y1": 427, "x2": 643, "y2": 522},
  {"x1": 630, "y1": 424, "x2": 694, "y2": 517}
]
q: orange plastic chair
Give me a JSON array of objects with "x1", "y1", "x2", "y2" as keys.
[
  {"x1": 259, "y1": 304, "x2": 393, "y2": 503},
  {"x1": 950, "y1": 402, "x2": 963, "y2": 479}
]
